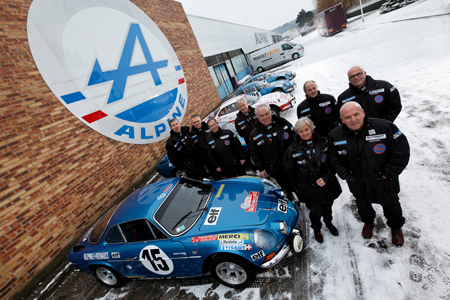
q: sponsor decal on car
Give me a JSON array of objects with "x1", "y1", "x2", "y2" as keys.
[
  {"x1": 373, "y1": 143, "x2": 386, "y2": 154},
  {"x1": 240, "y1": 191, "x2": 259, "y2": 212},
  {"x1": 191, "y1": 233, "x2": 249, "y2": 243},
  {"x1": 111, "y1": 252, "x2": 120, "y2": 259},
  {"x1": 216, "y1": 184, "x2": 225, "y2": 198},
  {"x1": 220, "y1": 244, "x2": 252, "y2": 251},
  {"x1": 191, "y1": 235, "x2": 218, "y2": 243},
  {"x1": 204, "y1": 207, "x2": 222, "y2": 225},
  {"x1": 366, "y1": 134, "x2": 386, "y2": 141},
  {"x1": 277, "y1": 199, "x2": 288, "y2": 214},
  {"x1": 156, "y1": 183, "x2": 173, "y2": 201},
  {"x1": 251, "y1": 250, "x2": 265, "y2": 261},
  {"x1": 220, "y1": 239, "x2": 245, "y2": 245},
  {"x1": 84, "y1": 252, "x2": 109, "y2": 260},
  {"x1": 140, "y1": 245, "x2": 173, "y2": 275}
]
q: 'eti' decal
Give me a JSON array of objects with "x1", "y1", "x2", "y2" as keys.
[{"x1": 27, "y1": 0, "x2": 187, "y2": 144}]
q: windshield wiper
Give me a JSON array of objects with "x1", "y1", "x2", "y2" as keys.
[{"x1": 171, "y1": 207, "x2": 208, "y2": 231}]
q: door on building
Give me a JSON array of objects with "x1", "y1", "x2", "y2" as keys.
[{"x1": 214, "y1": 64, "x2": 234, "y2": 99}]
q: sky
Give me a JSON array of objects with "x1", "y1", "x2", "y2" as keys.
[{"x1": 175, "y1": 0, "x2": 315, "y2": 30}]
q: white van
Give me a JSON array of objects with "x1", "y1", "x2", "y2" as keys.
[{"x1": 250, "y1": 41, "x2": 304, "y2": 73}]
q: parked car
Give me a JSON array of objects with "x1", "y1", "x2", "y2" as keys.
[
  {"x1": 250, "y1": 41, "x2": 304, "y2": 73},
  {"x1": 67, "y1": 176, "x2": 304, "y2": 288},
  {"x1": 235, "y1": 80, "x2": 296, "y2": 97},
  {"x1": 156, "y1": 122, "x2": 247, "y2": 178},
  {"x1": 213, "y1": 92, "x2": 296, "y2": 124},
  {"x1": 247, "y1": 71, "x2": 296, "y2": 84}
]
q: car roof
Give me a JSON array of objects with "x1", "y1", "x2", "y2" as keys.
[{"x1": 109, "y1": 178, "x2": 180, "y2": 225}]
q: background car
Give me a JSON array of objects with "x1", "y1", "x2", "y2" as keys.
[
  {"x1": 156, "y1": 122, "x2": 248, "y2": 178},
  {"x1": 235, "y1": 80, "x2": 296, "y2": 97},
  {"x1": 247, "y1": 71, "x2": 296, "y2": 84},
  {"x1": 67, "y1": 176, "x2": 304, "y2": 289},
  {"x1": 213, "y1": 92, "x2": 296, "y2": 125}
]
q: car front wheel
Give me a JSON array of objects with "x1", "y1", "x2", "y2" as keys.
[
  {"x1": 209, "y1": 255, "x2": 256, "y2": 288},
  {"x1": 257, "y1": 67, "x2": 264, "y2": 73},
  {"x1": 292, "y1": 53, "x2": 299, "y2": 59},
  {"x1": 93, "y1": 266, "x2": 124, "y2": 288}
]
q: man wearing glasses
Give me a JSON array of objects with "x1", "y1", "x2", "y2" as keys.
[{"x1": 337, "y1": 66, "x2": 402, "y2": 122}]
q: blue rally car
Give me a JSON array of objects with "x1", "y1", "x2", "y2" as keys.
[
  {"x1": 68, "y1": 176, "x2": 304, "y2": 288},
  {"x1": 247, "y1": 71, "x2": 296, "y2": 84},
  {"x1": 235, "y1": 80, "x2": 296, "y2": 97}
]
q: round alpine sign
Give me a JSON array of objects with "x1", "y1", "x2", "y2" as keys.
[{"x1": 27, "y1": 0, "x2": 187, "y2": 144}]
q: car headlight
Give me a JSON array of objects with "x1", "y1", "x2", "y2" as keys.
[
  {"x1": 253, "y1": 229, "x2": 277, "y2": 249},
  {"x1": 280, "y1": 221, "x2": 288, "y2": 235}
]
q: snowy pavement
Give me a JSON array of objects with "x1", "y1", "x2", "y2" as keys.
[{"x1": 28, "y1": 0, "x2": 450, "y2": 299}]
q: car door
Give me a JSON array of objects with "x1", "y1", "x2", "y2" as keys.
[
  {"x1": 112, "y1": 219, "x2": 196, "y2": 277},
  {"x1": 280, "y1": 43, "x2": 294, "y2": 62}
]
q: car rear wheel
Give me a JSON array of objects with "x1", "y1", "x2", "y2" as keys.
[
  {"x1": 292, "y1": 53, "x2": 300, "y2": 59},
  {"x1": 276, "y1": 77, "x2": 286, "y2": 81},
  {"x1": 257, "y1": 67, "x2": 264, "y2": 73},
  {"x1": 271, "y1": 106, "x2": 281, "y2": 117},
  {"x1": 93, "y1": 266, "x2": 124, "y2": 288},
  {"x1": 209, "y1": 255, "x2": 256, "y2": 288}
]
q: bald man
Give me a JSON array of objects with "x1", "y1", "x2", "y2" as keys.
[
  {"x1": 328, "y1": 101, "x2": 410, "y2": 246},
  {"x1": 337, "y1": 66, "x2": 402, "y2": 122}
]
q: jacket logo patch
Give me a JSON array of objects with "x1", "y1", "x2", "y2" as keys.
[
  {"x1": 220, "y1": 135, "x2": 229, "y2": 139},
  {"x1": 393, "y1": 130, "x2": 403, "y2": 139},
  {"x1": 325, "y1": 107, "x2": 332, "y2": 114},
  {"x1": 319, "y1": 101, "x2": 331, "y2": 107},
  {"x1": 374, "y1": 95, "x2": 384, "y2": 103},
  {"x1": 209, "y1": 140, "x2": 215, "y2": 144},
  {"x1": 257, "y1": 140, "x2": 264, "y2": 145},
  {"x1": 369, "y1": 88, "x2": 384, "y2": 95},
  {"x1": 238, "y1": 121, "x2": 245, "y2": 125},
  {"x1": 254, "y1": 134, "x2": 263, "y2": 140},
  {"x1": 301, "y1": 108, "x2": 310, "y2": 113},
  {"x1": 334, "y1": 140, "x2": 347, "y2": 146},
  {"x1": 321, "y1": 154, "x2": 327, "y2": 163},
  {"x1": 390, "y1": 86, "x2": 396, "y2": 92},
  {"x1": 224, "y1": 140, "x2": 230, "y2": 146},
  {"x1": 283, "y1": 132, "x2": 289, "y2": 139},
  {"x1": 373, "y1": 143, "x2": 386, "y2": 154},
  {"x1": 366, "y1": 134, "x2": 386, "y2": 141},
  {"x1": 338, "y1": 150, "x2": 347, "y2": 155},
  {"x1": 342, "y1": 96, "x2": 356, "y2": 103},
  {"x1": 369, "y1": 129, "x2": 376, "y2": 135},
  {"x1": 297, "y1": 159, "x2": 306, "y2": 164},
  {"x1": 292, "y1": 153, "x2": 302, "y2": 158}
]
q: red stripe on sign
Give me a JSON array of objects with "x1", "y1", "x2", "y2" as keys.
[
  {"x1": 178, "y1": 78, "x2": 185, "y2": 84},
  {"x1": 82, "y1": 110, "x2": 108, "y2": 123}
]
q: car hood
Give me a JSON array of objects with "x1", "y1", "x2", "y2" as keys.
[
  {"x1": 198, "y1": 179, "x2": 276, "y2": 230},
  {"x1": 267, "y1": 80, "x2": 289, "y2": 88}
]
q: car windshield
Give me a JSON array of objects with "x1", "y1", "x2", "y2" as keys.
[
  {"x1": 154, "y1": 178, "x2": 212, "y2": 236},
  {"x1": 245, "y1": 95, "x2": 258, "y2": 105}
]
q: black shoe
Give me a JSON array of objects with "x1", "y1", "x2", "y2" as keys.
[
  {"x1": 391, "y1": 228, "x2": 404, "y2": 247},
  {"x1": 326, "y1": 224, "x2": 339, "y2": 236},
  {"x1": 314, "y1": 231, "x2": 323, "y2": 243},
  {"x1": 362, "y1": 223, "x2": 375, "y2": 239}
]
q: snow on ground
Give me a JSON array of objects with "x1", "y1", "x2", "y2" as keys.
[
  {"x1": 184, "y1": 0, "x2": 450, "y2": 299},
  {"x1": 271, "y1": 0, "x2": 450, "y2": 299}
]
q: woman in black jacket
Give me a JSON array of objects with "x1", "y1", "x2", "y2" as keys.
[{"x1": 283, "y1": 117, "x2": 342, "y2": 243}]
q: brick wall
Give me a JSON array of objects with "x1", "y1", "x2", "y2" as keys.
[{"x1": 0, "y1": 0, "x2": 221, "y2": 298}]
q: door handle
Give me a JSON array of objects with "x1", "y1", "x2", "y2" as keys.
[{"x1": 127, "y1": 257, "x2": 137, "y2": 261}]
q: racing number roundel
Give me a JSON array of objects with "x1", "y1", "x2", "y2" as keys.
[
  {"x1": 27, "y1": 0, "x2": 187, "y2": 144},
  {"x1": 140, "y1": 245, "x2": 174, "y2": 275}
]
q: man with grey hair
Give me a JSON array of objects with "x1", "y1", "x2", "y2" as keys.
[
  {"x1": 297, "y1": 80, "x2": 340, "y2": 137},
  {"x1": 328, "y1": 101, "x2": 410, "y2": 246},
  {"x1": 249, "y1": 104, "x2": 295, "y2": 197},
  {"x1": 235, "y1": 96, "x2": 258, "y2": 145},
  {"x1": 337, "y1": 66, "x2": 402, "y2": 122}
]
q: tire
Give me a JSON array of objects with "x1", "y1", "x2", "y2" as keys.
[
  {"x1": 209, "y1": 255, "x2": 256, "y2": 288},
  {"x1": 93, "y1": 266, "x2": 124, "y2": 288},
  {"x1": 270, "y1": 106, "x2": 281, "y2": 117},
  {"x1": 257, "y1": 67, "x2": 264, "y2": 73},
  {"x1": 276, "y1": 77, "x2": 286, "y2": 81},
  {"x1": 292, "y1": 53, "x2": 300, "y2": 59},
  {"x1": 272, "y1": 88, "x2": 285, "y2": 93},
  {"x1": 171, "y1": 168, "x2": 184, "y2": 177}
]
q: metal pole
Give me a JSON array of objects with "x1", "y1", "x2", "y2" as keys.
[{"x1": 359, "y1": 0, "x2": 365, "y2": 22}]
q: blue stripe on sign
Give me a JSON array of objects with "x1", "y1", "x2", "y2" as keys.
[
  {"x1": 175, "y1": 65, "x2": 182, "y2": 71},
  {"x1": 61, "y1": 91, "x2": 86, "y2": 104}
]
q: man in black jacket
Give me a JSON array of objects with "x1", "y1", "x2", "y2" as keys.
[
  {"x1": 165, "y1": 118, "x2": 206, "y2": 180},
  {"x1": 337, "y1": 66, "x2": 402, "y2": 122},
  {"x1": 205, "y1": 118, "x2": 246, "y2": 179},
  {"x1": 328, "y1": 102, "x2": 410, "y2": 246},
  {"x1": 189, "y1": 115, "x2": 221, "y2": 181},
  {"x1": 249, "y1": 104, "x2": 294, "y2": 196},
  {"x1": 297, "y1": 80, "x2": 340, "y2": 136},
  {"x1": 235, "y1": 97, "x2": 258, "y2": 145}
]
